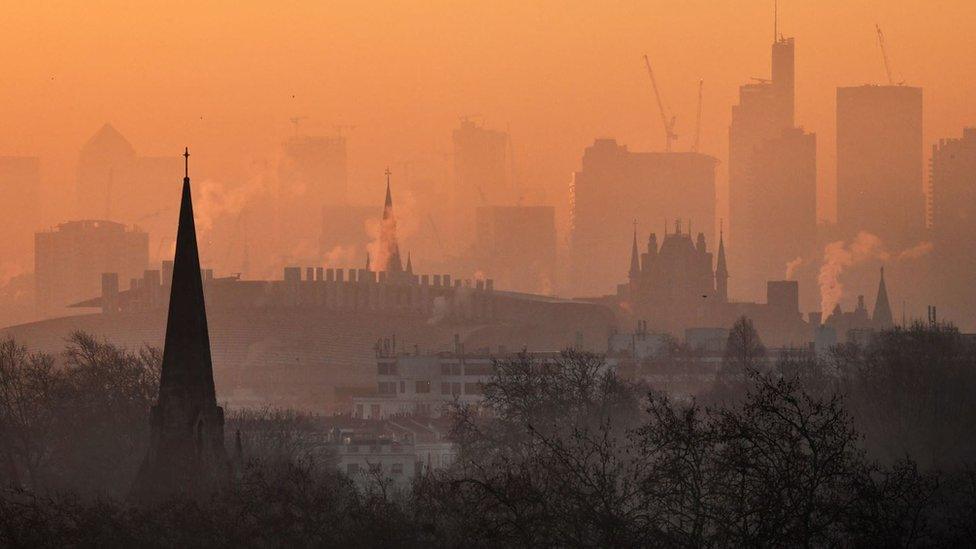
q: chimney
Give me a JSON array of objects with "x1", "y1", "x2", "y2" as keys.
[{"x1": 101, "y1": 272, "x2": 119, "y2": 315}]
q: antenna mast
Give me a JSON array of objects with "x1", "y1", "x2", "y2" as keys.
[
  {"x1": 875, "y1": 24, "x2": 895, "y2": 85},
  {"x1": 693, "y1": 79, "x2": 703, "y2": 153},
  {"x1": 642, "y1": 54, "x2": 678, "y2": 152}
]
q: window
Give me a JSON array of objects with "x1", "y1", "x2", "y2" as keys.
[
  {"x1": 355, "y1": 404, "x2": 363, "y2": 418},
  {"x1": 378, "y1": 362, "x2": 398, "y2": 375},
  {"x1": 378, "y1": 382, "x2": 396, "y2": 395},
  {"x1": 452, "y1": 382, "x2": 461, "y2": 395},
  {"x1": 346, "y1": 463, "x2": 360, "y2": 475},
  {"x1": 416, "y1": 380, "x2": 431, "y2": 394},
  {"x1": 392, "y1": 462, "x2": 404, "y2": 475},
  {"x1": 441, "y1": 362, "x2": 461, "y2": 375},
  {"x1": 399, "y1": 381, "x2": 405, "y2": 394},
  {"x1": 464, "y1": 382, "x2": 484, "y2": 395},
  {"x1": 464, "y1": 363, "x2": 494, "y2": 376},
  {"x1": 441, "y1": 382, "x2": 451, "y2": 394},
  {"x1": 370, "y1": 404, "x2": 381, "y2": 418}
]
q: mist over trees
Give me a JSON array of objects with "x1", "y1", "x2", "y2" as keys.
[{"x1": 2, "y1": 323, "x2": 976, "y2": 546}]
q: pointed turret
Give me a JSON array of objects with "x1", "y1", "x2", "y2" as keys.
[
  {"x1": 365, "y1": 252, "x2": 372, "y2": 272},
  {"x1": 872, "y1": 267, "x2": 893, "y2": 328},
  {"x1": 381, "y1": 168, "x2": 403, "y2": 273},
  {"x1": 405, "y1": 252, "x2": 413, "y2": 275},
  {"x1": 131, "y1": 148, "x2": 229, "y2": 502},
  {"x1": 628, "y1": 224, "x2": 641, "y2": 280},
  {"x1": 715, "y1": 223, "x2": 729, "y2": 302}
]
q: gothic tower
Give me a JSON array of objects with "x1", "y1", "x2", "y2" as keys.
[
  {"x1": 381, "y1": 168, "x2": 403, "y2": 273},
  {"x1": 715, "y1": 224, "x2": 729, "y2": 303},
  {"x1": 872, "y1": 267, "x2": 894, "y2": 328},
  {"x1": 131, "y1": 148, "x2": 229, "y2": 502}
]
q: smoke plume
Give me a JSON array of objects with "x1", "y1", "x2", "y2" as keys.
[
  {"x1": 785, "y1": 257, "x2": 803, "y2": 280},
  {"x1": 817, "y1": 231, "x2": 932, "y2": 314}
]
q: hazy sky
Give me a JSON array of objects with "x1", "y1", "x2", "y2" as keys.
[{"x1": 1, "y1": 0, "x2": 974, "y2": 231}]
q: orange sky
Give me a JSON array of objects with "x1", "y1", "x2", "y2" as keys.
[{"x1": 1, "y1": 0, "x2": 974, "y2": 234}]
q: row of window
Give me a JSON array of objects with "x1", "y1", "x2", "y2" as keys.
[{"x1": 346, "y1": 462, "x2": 405, "y2": 476}]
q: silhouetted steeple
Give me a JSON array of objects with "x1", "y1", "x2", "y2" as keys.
[
  {"x1": 160, "y1": 147, "x2": 215, "y2": 404},
  {"x1": 382, "y1": 168, "x2": 403, "y2": 273},
  {"x1": 365, "y1": 252, "x2": 372, "y2": 272},
  {"x1": 405, "y1": 252, "x2": 413, "y2": 275},
  {"x1": 873, "y1": 266, "x2": 894, "y2": 328},
  {"x1": 715, "y1": 222, "x2": 729, "y2": 302},
  {"x1": 132, "y1": 147, "x2": 229, "y2": 502},
  {"x1": 629, "y1": 222, "x2": 641, "y2": 280}
]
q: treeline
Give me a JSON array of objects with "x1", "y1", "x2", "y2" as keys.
[{"x1": 1, "y1": 322, "x2": 976, "y2": 546}]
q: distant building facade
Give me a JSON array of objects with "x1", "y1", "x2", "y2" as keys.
[
  {"x1": 278, "y1": 134, "x2": 348, "y2": 264},
  {"x1": 928, "y1": 128, "x2": 976, "y2": 329},
  {"x1": 836, "y1": 85, "x2": 924, "y2": 245},
  {"x1": 75, "y1": 124, "x2": 181, "y2": 252},
  {"x1": 473, "y1": 205, "x2": 557, "y2": 294},
  {"x1": 728, "y1": 36, "x2": 817, "y2": 301},
  {"x1": 745, "y1": 127, "x2": 817, "y2": 303},
  {"x1": 352, "y1": 342, "x2": 618, "y2": 420},
  {"x1": 570, "y1": 139, "x2": 717, "y2": 296},
  {"x1": 34, "y1": 220, "x2": 148, "y2": 316},
  {"x1": 599, "y1": 225, "x2": 813, "y2": 347},
  {"x1": 452, "y1": 120, "x2": 512, "y2": 249},
  {"x1": 0, "y1": 157, "x2": 41, "y2": 269}
]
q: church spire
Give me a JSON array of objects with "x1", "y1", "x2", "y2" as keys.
[
  {"x1": 873, "y1": 266, "x2": 893, "y2": 328},
  {"x1": 132, "y1": 147, "x2": 229, "y2": 502},
  {"x1": 405, "y1": 252, "x2": 413, "y2": 275},
  {"x1": 715, "y1": 220, "x2": 729, "y2": 302},
  {"x1": 629, "y1": 220, "x2": 641, "y2": 280},
  {"x1": 381, "y1": 167, "x2": 403, "y2": 273}
]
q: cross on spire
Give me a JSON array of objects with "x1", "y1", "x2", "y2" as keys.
[{"x1": 183, "y1": 147, "x2": 190, "y2": 179}]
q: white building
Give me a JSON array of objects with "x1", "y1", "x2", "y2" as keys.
[{"x1": 353, "y1": 343, "x2": 618, "y2": 420}]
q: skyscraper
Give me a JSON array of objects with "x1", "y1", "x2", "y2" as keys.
[
  {"x1": 452, "y1": 119, "x2": 511, "y2": 248},
  {"x1": 75, "y1": 124, "x2": 181, "y2": 257},
  {"x1": 34, "y1": 220, "x2": 148, "y2": 317},
  {"x1": 930, "y1": 127, "x2": 976, "y2": 242},
  {"x1": 473, "y1": 205, "x2": 557, "y2": 294},
  {"x1": 0, "y1": 157, "x2": 41, "y2": 267},
  {"x1": 836, "y1": 85, "x2": 923, "y2": 246},
  {"x1": 569, "y1": 139, "x2": 717, "y2": 296},
  {"x1": 743, "y1": 127, "x2": 817, "y2": 302},
  {"x1": 928, "y1": 127, "x2": 976, "y2": 330},
  {"x1": 132, "y1": 149, "x2": 229, "y2": 502},
  {"x1": 728, "y1": 35, "x2": 814, "y2": 301}
]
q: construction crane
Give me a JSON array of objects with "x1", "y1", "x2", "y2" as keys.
[
  {"x1": 875, "y1": 24, "x2": 900, "y2": 85},
  {"x1": 693, "y1": 79, "x2": 703, "y2": 153},
  {"x1": 642, "y1": 54, "x2": 678, "y2": 152}
]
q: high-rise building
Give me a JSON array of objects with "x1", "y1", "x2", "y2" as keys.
[
  {"x1": 930, "y1": 127, "x2": 976, "y2": 242},
  {"x1": 132, "y1": 149, "x2": 229, "y2": 502},
  {"x1": 928, "y1": 128, "x2": 976, "y2": 329},
  {"x1": 728, "y1": 36, "x2": 811, "y2": 301},
  {"x1": 569, "y1": 138, "x2": 717, "y2": 296},
  {"x1": 34, "y1": 220, "x2": 148, "y2": 316},
  {"x1": 278, "y1": 134, "x2": 349, "y2": 264},
  {"x1": 452, "y1": 120, "x2": 511, "y2": 247},
  {"x1": 75, "y1": 124, "x2": 181, "y2": 256},
  {"x1": 0, "y1": 157, "x2": 41, "y2": 267},
  {"x1": 474, "y1": 205, "x2": 557, "y2": 294},
  {"x1": 742, "y1": 127, "x2": 817, "y2": 302},
  {"x1": 836, "y1": 85, "x2": 923, "y2": 246}
]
